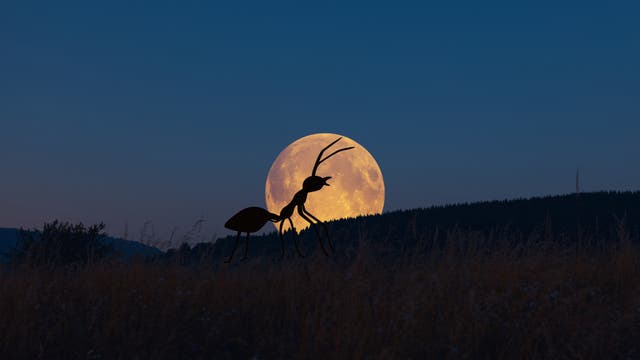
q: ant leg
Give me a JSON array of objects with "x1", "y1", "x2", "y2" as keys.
[
  {"x1": 298, "y1": 207, "x2": 329, "y2": 256},
  {"x1": 241, "y1": 233, "x2": 250, "y2": 261},
  {"x1": 302, "y1": 205, "x2": 333, "y2": 252},
  {"x1": 225, "y1": 231, "x2": 241, "y2": 263},
  {"x1": 279, "y1": 220, "x2": 285, "y2": 259},
  {"x1": 289, "y1": 218, "x2": 305, "y2": 257}
]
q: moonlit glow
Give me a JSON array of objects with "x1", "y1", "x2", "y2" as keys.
[{"x1": 265, "y1": 133, "x2": 385, "y2": 232}]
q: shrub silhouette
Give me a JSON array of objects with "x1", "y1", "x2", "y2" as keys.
[{"x1": 13, "y1": 221, "x2": 113, "y2": 267}]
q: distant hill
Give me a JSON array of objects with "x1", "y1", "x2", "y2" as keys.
[
  {"x1": 0, "y1": 228, "x2": 162, "y2": 263},
  {"x1": 168, "y1": 191, "x2": 640, "y2": 264}
]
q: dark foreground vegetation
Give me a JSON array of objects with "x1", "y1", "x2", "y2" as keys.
[
  {"x1": 2, "y1": 229, "x2": 640, "y2": 359},
  {"x1": 1, "y1": 191, "x2": 639, "y2": 359}
]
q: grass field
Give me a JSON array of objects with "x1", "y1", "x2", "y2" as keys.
[{"x1": 1, "y1": 229, "x2": 639, "y2": 359}]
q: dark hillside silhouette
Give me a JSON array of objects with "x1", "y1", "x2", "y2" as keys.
[{"x1": 167, "y1": 191, "x2": 640, "y2": 265}]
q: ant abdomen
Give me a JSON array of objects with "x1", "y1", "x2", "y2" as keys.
[{"x1": 225, "y1": 207, "x2": 279, "y2": 233}]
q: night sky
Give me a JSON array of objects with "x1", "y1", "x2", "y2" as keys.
[{"x1": 1, "y1": 1, "x2": 639, "y2": 245}]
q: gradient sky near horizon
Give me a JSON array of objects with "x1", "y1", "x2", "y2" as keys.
[{"x1": 1, "y1": 1, "x2": 639, "y2": 245}]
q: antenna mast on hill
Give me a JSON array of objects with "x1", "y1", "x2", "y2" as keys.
[{"x1": 575, "y1": 168, "x2": 580, "y2": 197}]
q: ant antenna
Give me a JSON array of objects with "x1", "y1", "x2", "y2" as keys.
[{"x1": 311, "y1": 137, "x2": 355, "y2": 176}]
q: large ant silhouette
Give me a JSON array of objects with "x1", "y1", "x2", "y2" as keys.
[{"x1": 224, "y1": 137, "x2": 354, "y2": 263}]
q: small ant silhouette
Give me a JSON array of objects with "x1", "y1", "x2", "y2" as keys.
[{"x1": 224, "y1": 137, "x2": 354, "y2": 263}]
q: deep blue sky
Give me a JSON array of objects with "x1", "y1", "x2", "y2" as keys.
[{"x1": 1, "y1": 1, "x2": 639, "y2": 245}]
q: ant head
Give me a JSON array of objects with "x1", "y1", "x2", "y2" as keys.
[
  {"x1": 303, "y1": 175, "x2": 331, "y2": 192},
  {"x1": 303, "y1": 137, "x2": 353, "y2": 193}
]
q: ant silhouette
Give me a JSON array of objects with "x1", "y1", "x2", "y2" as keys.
[{"x1": 224, "y1": 137, "x2": 354, "y2": 263}]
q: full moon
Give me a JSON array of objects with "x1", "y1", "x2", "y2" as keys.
[{"x1": 265, "y1": 133, "x2": 385, "y2": 232}]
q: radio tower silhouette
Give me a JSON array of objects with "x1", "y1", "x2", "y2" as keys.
[{"x1": 575, "y1": 168, "x2": 580, "y2": 198}]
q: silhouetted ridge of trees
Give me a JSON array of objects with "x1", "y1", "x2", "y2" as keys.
[{"x1": 164, "y1": 191, "x2": 640, "y2": 265}]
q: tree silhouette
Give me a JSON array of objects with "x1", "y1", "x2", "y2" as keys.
[{"x1": 12, "y1": 220, "x2": 112, "y2": 267}]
